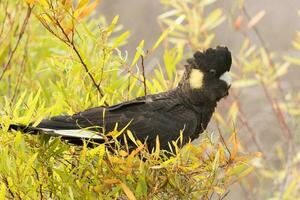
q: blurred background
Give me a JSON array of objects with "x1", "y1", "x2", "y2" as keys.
[{"x1": 99, "y1": 0, "x2": 300, "y2": 54}]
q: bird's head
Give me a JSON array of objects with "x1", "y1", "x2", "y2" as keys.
[{"x1": 179, "y1": 46, "x2": 232, "y2": 104}]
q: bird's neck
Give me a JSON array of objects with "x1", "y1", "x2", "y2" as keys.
[{"x1": 175, "y1": 84, "x2": 217, "y2": 109}]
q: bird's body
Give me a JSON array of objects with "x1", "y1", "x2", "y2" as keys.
[
  {"x1": 36, "y1": 89, "x2": 214, "y2": 150},
  {"x1": 7, "y1": 46, "x2": 232, "y2": 151}
]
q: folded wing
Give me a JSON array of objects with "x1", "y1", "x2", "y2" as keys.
[{"x1": 35, "y1": 97, "x2": 198, "y2": 149}]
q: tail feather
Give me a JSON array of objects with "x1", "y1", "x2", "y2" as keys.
[{"x1": 8, "y1": 124, "x2": 104, "y2": 145}]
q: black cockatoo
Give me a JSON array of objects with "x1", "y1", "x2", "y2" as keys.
[{"x1": 8, "y1": 46, "x2": 232, "y2": 150}]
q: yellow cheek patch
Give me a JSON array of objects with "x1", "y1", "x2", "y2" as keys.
[{"x1": 189, "y1": 69, "x2": 204, "y2": 89}]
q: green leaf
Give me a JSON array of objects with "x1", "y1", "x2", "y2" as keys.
[
  {"x1": 202, "y1": 9, "x2": 225, "y2": 30},
  {"x1": 131, "y1": 40, "x2": 145, "y2": 66},
  {"x1": 151, "y1": 15, "x2": 185, "y2": 52},
  {"x1": 120, "y1": 182, "x2": 136, "y2": 200},
  {"x1": 12, "y1": 91, "x2": 27, "y2": 118},
  {"x1": 23, "y1": 153, "x2": 38, "y2": 174},
  {"x1": 0, "y1": 183, "x2": 6, "y2": 200},
  {"x1": 135, "y1": 175, "x2": 147, "y2": 198},
  {"x1": 111, "y1": 31, "x2": 130, "y2": 49},
  {"x1": 106, "y1": 15, "x2": 120, "y2": 34},
  {"x1": 212, "y1": 151, "x2": 220, "y2": 172},
  {"x1": 232, "y1": 79, "x2": 258, "y2": 88},
  {"x1": 284, "y1": 55, "x2": 300, "y2": 65}
]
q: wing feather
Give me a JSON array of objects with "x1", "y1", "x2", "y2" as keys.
[{"x1": 36, "y1": 96, "x2": 199, "y2": 150}]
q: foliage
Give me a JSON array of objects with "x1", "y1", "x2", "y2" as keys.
[{"x1": 0, "y1": 128, "x2": 256, "y2": 199}]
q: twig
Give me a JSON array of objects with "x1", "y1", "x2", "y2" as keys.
[
  {"x1": 141, "y1": 55, "x2": 147, "y2": 96},
  {"x1": 127, "y1": 68, "x2": 131, "y2": 101},
  {"x1": 216, "y1": 123, "x2": 232, "y2": 161},
  {"x1": 37, "y1": 0, "x2": 108, "y2": 105},
  {"x1": 2, "y1": 176, "x2": 14, "y2": 199},
  {"x1": 97, "y1": 47, "x2": 107, "y2": 88},
  {"x1": 33, "y1": 167, "x2": 43, "y2": 200},
  {"x1": 11, "y1": 35, "x2": 29, "y2": 104},
  {"x1": 0, "y1": 5, "x2": 32, "y2": 81},
  {"x1": 242, "y1": 6, "x2": 293, "y2": 142},
  {"x1": 278, "y1": 140, "x2": 293, "y2": 200},
  {"x1": 220, "y1": 190, "x2": 230, "y2": 200},
  {"x1": 0, "y1": 0, "x2": 9, "y2": 38},
  {"x1": 53, "y1": 18, "x2": 108, "y2": 106},
  {"x1": 260, "y1": 81, "x2": 292, "y2": 140},
  {"x1": 232, "y1": 91, "x2": 264, "y2": 153}
]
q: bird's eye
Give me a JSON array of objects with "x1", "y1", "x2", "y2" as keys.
[{"x1": 209, "y1": 69, "x2": 216, "y2": 76}]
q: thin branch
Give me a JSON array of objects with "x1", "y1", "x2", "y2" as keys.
[
  {"x1": 260, "y1": 81, "x2": 292, "y2": 140},
  {"x1": 0, "y1": 0, "x2": 9, "y2": 38},
  {"x1": 0, "y1": 5, "x2": 32, "y2": 81},
  {"x1": 216, "y1": 123, "x2": 232, "y2": 161},
  {"x1": 97, "y1": 47, "x2": 107, "y2": 88},
  {"x1": 33, "y1": 167, "x2": 44, "y2": 200},
  {"x1": 242, "y1": 6, "x2": 293, "y2": 141},
  {"x1": 220, "y1": 190, "x2": 230, "y2": 200},
  {"x1": 2, "y1": 176, "x2": 14, "y2": 199},
  {"x1": 141, "y1": 55, "x2": 147, "y2": 96},
  {"x1": 11, "y1": 35, "x2": 29, "y2": 104},
  {"x1": 53, "y1": 18, "x2": 108, "y2": 106},
  {"x1": 232, "y1": 90, "x2": 274, "y2": 167}
]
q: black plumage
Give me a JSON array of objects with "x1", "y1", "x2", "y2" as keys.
[{"x1": 8, "y1": 46, "x2": 232, "y2": 151}]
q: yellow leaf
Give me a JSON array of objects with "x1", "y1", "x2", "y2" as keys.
[
  {"x1": 78, "y1": 0, "x2": 101, "y2": 20},
  {"x1": 213, "y1": 112, "x2": 226, "y2": 126},
  {"x1": 119, "y1": 150, "x2": 128, "y2": 157},
  {"x1": 202, "y1": 9, "x2": 225, "y2": 30},
  {"x1": 107, "y1": 129, "x2": 120, "y2": 138},
  {"x1": 218, "y1": 143, "x2": 227, "y2": 162},
  {"x1": 98, "y1": 94, "x2": 108, "y2": 106},
  {"x1": 62, "y1": 0, "x2": 72, "y2": 7},
  {"x1": 214, "y1": 186, "x2": 225, "y2": 195},
  {"x1": 154, "y1": 135, "x2": 160, "y2": 156},
  {"x1": 107, "y1": 120, "x2": 132, "y2": 138},
  {"x1": 131, "y1": 40, "x2": 145, "y2": 66},
  {"x1": 150, "y1": 15, "x2": 185, "y2": 53},
  {"x1": 103, "y1": 179, "x2": 120, "y2": 185},
  {"x1": 151, "y1": 28, "x2": 170, "y2": 53},
  {"x1": 232, "y1": 79, "x2": 258, "y2": 88},
  {"x1": 97, "y1": 144, "x2": 106, "y2": 166},
  {"x1": 24, "y1": 153, "x2": 38, "y2": 173},
  {"x1": 106, "y1": 15, "x2": 119, "y2": 34},
  {"x1": 76, "y1": 0, "x2": 89, "y2": 10},
  {"x1": 283, "y1": 179, "x2": 298, "y2": 199},
  {"x1": 229, "y1": 131, "x2": 238, "y2": 160},
  {"x1": 128, "y1": 144, "x2": 144, "y2": 161},
  {"x1": 236, "y1": 166, "x2": 254, "y2": 181},
  {"x1": 0, "y1": 183, "x2": 6, "y2": 200},
  {"x1": 212, "y1": 151, "x2": 220, "y2": 171},
  {"x1": 25, "y1": 0, "x2": 37, "y2": 4},
  {"x1": 284, "y1": 55, "x2": 300, "y2": 65},
  {"x1": 227, "y1": 101, "x2": 238, "y2": 123},
  {"x1": 111, "y1": 31, "x2": 130, "y2": 49},
  {"x1": 127, "y1": 130, "x2": 137, "y2": 146},
  {"x1": 120, "y1": 182, "x2": 136, "y2": 200}
]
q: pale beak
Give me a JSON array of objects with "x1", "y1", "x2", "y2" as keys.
[{"x1": 219, "y1": 71, "x2": 232, "y2": 88}]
